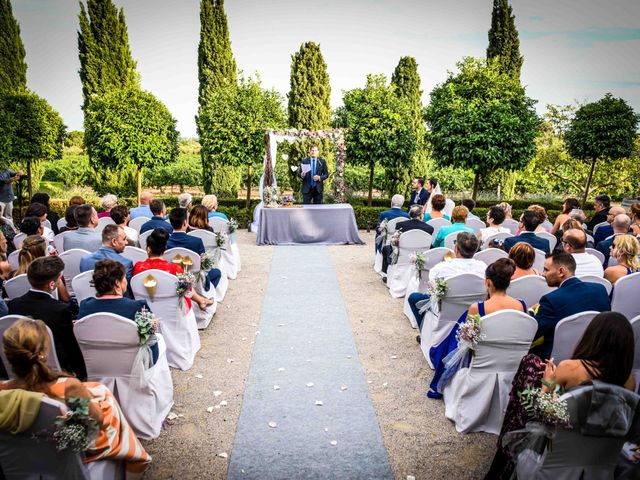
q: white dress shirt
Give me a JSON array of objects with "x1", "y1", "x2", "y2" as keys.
[
  {"x1": 573, "y1": 252, "x2": 604, "y2": 277},
  {"x1": 429, "y1": 258, "x2": 487, "y2": 282}
]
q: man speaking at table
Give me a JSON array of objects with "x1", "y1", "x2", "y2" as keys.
[{"x1": 299, "y1": 144, "x2": 329, "y2": 204}]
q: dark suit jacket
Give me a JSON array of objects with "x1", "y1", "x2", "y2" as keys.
[
  {"x1": 530, "y1": 277, "x2": 611, "y2": 360},
  {"x1": 396, "y1": 219, "x2": 434, "y2": 236},
  {"x1": 593, "y1": 224, "x2": 613, "y2": 246},
  {"x1": 140, "y1": 216, "x2": 173, "y2": 235},
  {"x1": 596, "y1": 232, "x2": 623, "y2": 267},
  {"x1": 167, "y1": 231, "x2": 205, "y2": 255},
  {"x1": 8, "y1": 290, "x2": 87, "y2": 380},
  {"x1": 407, "y1": 189, "x2": 429, "y2": 211},
  {"x1": 587, "y1": 208, "x2": 609, "y2": 232},
  {"x1": 504, "y1": 232, "x2": 551, "y2": 254},
  {"x1": 299, "y1": 157, "x2": 329, "y2": 194}
]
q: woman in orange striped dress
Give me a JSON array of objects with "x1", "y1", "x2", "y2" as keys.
[{"x1": 0, "y1": 318, "x2": 151, "y2": 478}]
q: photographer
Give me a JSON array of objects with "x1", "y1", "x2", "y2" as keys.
[{"x1": 0, "y1": 168, "x2": 25, "y2": 219}]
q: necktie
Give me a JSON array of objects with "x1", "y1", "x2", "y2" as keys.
[{"x1": 311, "y1": 158, "x2": 316, "y2": 186}]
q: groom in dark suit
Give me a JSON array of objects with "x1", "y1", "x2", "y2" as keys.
[{"x1": 299, "y1": 144, "x2": 329, "y2": 204}]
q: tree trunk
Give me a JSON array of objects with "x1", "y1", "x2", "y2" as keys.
[
  {"x1": 246, "y1": 164, "x2": 252, "y2": 209},
  {"x1": 581, "y1": 157, "x2": 598, "y2": 208},
  {"x1": 137, "y1": 167, "x2": 142, "y2": 204},
  {"x1": 472, "y1": 172, "x2": 480, "y2": 201},
  {"x1": 27, "y1": 161, "x2": 32, "y2": 200},
  {"x1": 367, "y1": 163, "x2": 374, "y2": 207}
]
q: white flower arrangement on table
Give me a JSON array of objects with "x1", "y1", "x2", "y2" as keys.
[
  {"x1": 53, "y1": 397, "x2": 99, "y2": 452},
  {"x1": 410, "y1": 252, "x2": 426, "y2": 280},
  {"x1": 263, "y1": 186, "x2": 280, "y2": 207},
  {"x1": 134, "y1": 307, "x2": 160, "y2": 346},
  {"x1": 456, "y1": 313, "x2": 485, "y2": 352},
  {"x1": 227, "y1": 218, "x2": 239, "y2": 234}
]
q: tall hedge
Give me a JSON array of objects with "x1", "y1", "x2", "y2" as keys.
[{"x1": 0, "y1": 0, "x2": 27, "y2": 94}]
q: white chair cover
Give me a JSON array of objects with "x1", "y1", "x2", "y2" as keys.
[
  {"x1": 577, "y1": 274, "x2": 612, "y2": 295},
  {"x1": 507, "y1": 275, "x2": 556, "y2": 308},
  {"x1": 187, "y1": 229, "x2": 230, "y2": 302},
  {"x1": 59, "y1": 248, "x2": 90, "y2": 296},
  {"x1": 374, "y1": 217, "x2": 407, "y2": 275},
  {"x1": 533, "y1": 248, "x2": 546, "y2": 272},
  {"x1": 7, "y1": 250, "x2": 19, "y2": 271},
  {"x1": 387, "y1": 230, "x2": 433, "y2": 298},
  {"x1": 131, "y1": 269, "x2": 201, "y2": 370},
  {"x1": 631, "y1": 315, "x2": 640, "y2": 375},
  {"x1": 138, "y1": 230, "x2": 153, "y2": 250},
  {"x1": 71, "y1": 270, "x2": 96, "y2": 303},
  {"x1": 195, "y1": 223, "x2": 238, "y2": 280},
  {"x1": 42, "y1": 219, "x2": 52, "y2": 230},
  {"x1": 426, "y1": 218, "x2": 451, "y2": 242},
  {"x1": 96, "y1": 216, "x2": 115, "y2": 232},
  {"x1": 12, "y1": 232, "x2": 26, "y2": 250},
  {"x1": 465, "y1": 217, "x2": 486, "y2": 233},
  {"x1": 57, "y1": 217, "x2": 67, "y2": 230},
  {"x1": 443, "y1": 232, "x2": 460, "y2": 251},
  {"x1": 3, "y1": 274, "x2": 31, "y2": 300},
  {"x1": 585, "y1": 247, "x2": 605, "y2": 265},
  {"x1": 482, "y1": 231, "x2": 513, "y2": 249},
  {"x1": 121, "y1": 246, "x2": 148, "y2": 266},
  {"x1": 502, "y1": 219, "x2": 520, "y2": 236},
  {"x1": 443, "y1": 198, "x2": 455, "y2": 218},
  {"x1": 0, "y1": 315, "x2": 62, "y2": 379},
  {"x1": 129, "y1": 216, "x2": 150, "y2": 234},
  {"x1": 541, "y1": 219, "x2": 553, "y2": 231},
  {"x1": 586, "y1": 233, "x2": 595, "y2": 245},
  {"x1": 402, "y1": 248, "x2": 453, "y2": 326},
  {"x1": 535, "y1": 231, "x2": 557, "y2": 251},
  {"x1": 73, "y1": 313, "x2": 174, "y2": 440},
  {"x1": 611, "y1": 272, "x2": 640, "y2": 320},
  {"x1": 419, "y1": 273, "x2": 486, "y2": 368},
  {"x1": 443, "y1": 310, "x2": 538, "y2": 434},
  {"x1": 473, "y1": 248, "x2": 508, "y2": 266},
  {"x1": 550, "y1": 311, "x2": 599, "y2": 363},
  {"x1": 53, "y1": 231, "x2": 73, "y2": 253}
]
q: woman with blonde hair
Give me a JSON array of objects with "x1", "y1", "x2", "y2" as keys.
[
  {"x1": 0, "y1": 318, "x2": 151, "y2": 476},
  {"x1": 498, "y1": 202, "x2": 512, "y2": 220},
  {"x1": 201, "y1": 194, "x2": 229, "y2": 220},
  {"x1": 604, "y1": 234, "x2": 640, "y2": 285}
]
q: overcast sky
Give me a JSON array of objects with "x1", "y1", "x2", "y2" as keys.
[{"x1": 13, "y1": 0, "x2": 640, "y2": 137}]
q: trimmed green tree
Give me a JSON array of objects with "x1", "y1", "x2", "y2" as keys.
[
  {"x1": 0, "y1": 0, "x2": 27, "y2": 94},
  {"x1": 565, "y1": 93, "x2": 638, "y2": 206},
  {"x1": 84, "y1": 88, "x2": 179, "y2": 200},
  {"x1": 424, "y1": 57, "x2": 539, "y2": 200},
  {"x1": 487, "y1": 0, "x2": 522, "y2": 80},
  {"x1": 196, "y1": 0, "x2": 241, "y2": 196},
  {"x1": 336, "y1": 74, "x2": 418, "y2": 207},
  {"x1": 0, "y1": 91, "x2": 66, "y2": 197}
]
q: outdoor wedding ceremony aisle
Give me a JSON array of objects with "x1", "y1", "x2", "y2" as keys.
[{"x1": 142, "y1": 231, "x2": 495, "y2": 479}]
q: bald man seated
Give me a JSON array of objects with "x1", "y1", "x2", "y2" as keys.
[
  {"x1": 562, "y1": 228, "x2": 604, "y2": 277},
  {"x1": 593, "y1": 205, "x2": 626, "y2": 245},
  {"x1": 130, "y1": 191, "x2": 154, "y2": 220}
]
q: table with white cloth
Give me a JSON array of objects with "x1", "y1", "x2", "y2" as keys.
[{"x1": 257, "y1": 204, "x2": 364, "y2": 246}]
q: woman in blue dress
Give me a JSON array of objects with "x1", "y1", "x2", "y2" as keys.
[{"x1": 427, "y1": 258, "x2": 527, "y2": 399}]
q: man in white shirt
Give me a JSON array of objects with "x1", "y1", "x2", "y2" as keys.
[
  {"x1": 408, "y1": 232, "x2": 485, "y2": 335},
  {"x1": 562, "y1": 228, "x2": 604, "y2": 277}
]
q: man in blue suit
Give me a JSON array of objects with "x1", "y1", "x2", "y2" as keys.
[
  {"x1": 407, "y1": 177, "x2": 429, "y2": 212},
  {"x1": 167, "y1": 208, "x2": 222, "y2": 288},
  {"x1": 375, "y1": 194, "x2": 410, "y2": 252},
  {"x1": 140, "y1": 199, "x2": 173, "y2": 235},
  {"x1": 503, "y1": 210, "x2": 551, "y2": 254},
  {"x1": 298, "y1": 144, "x2": 329, "y2": 204},
  {"x1": 80, "y1": 224, "x2": 133, "y2": 282},
  {"x1": 530, "y1": 251, "x2": 611, "y2": 360}
]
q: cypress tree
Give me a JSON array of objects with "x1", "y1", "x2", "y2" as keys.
[
  {"x1": 78, "y1": 0, "x2": 139, "y2": 107},
  {"x1": 487, "y1": 0, "x2": 523, "y2": 80},
  {"x1": 0, "y1": 0, "x2": 27, "y2": 94},
  {"x1": 196, "y1": 0, "x2": 241, "y2": 195}
]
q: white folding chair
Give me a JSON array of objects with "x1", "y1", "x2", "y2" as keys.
[
  {"x1": 550, "y1": 311, "x2": 599, "y2": 363},
  {"x1": 7, "y1": 250, "x2": 19, "y2": 271},
  {"x1": 482, "y1": 231, "x2": 513, "y2": 249},
  {"x1": 426, "y1": 218, "x2": 451, "y2": 243},
  {"x1": 387, "y1": 230, "x2": 433, "y2": 298},
  {"x1": 585, "y1": 247, "x2": 605, "y2": 265},
  {"x1": 578, "y1": 274, "x2": 612, "y2": 295},
  {"x1": 130, "y1": 269, "x2": 201, "y2": 370},
  {"x1": 57, "y1": 217, "x2": 67, "y2": 231},
  {"x1": 52, "y1": 231, "x2": 73, "y2": 253},
  {"x1": 473, "y1": 248, "x2": 508, "y2": 266},
  {"x1": 12, "y1": 232, "x2": 26, "y2": 250},
  {"x1": 533, "y1": 248, "x2": 546, "y2": 272},
  {"x1": 191, "y1": 226, "x2": 238, "y2": 280},
  {"x1": 374, "y1": 217, "x2": 407, "y2": 275},
  {"x1": 443, "y1": 310, "x2": 538, "y2": 434},
  {"x1": 443, "y1": 198, "x2": 455, "y2": 218},
  {"x1": 420, "y1": 273, "x2": 486, "y2": 368},
  {"x1": 122, "y1": 246, "x2": 148, "y2": 266},
  {"x1": 71, "y1": 270, "x2": 96, "y2": 304},
  {"x1": 536, "y1": 231, "x2": 557, "y2": 251},
  {"x1": 465, "y1": 217, "x2": 486, "y2": 233},
  {"x1": 502, "y1": 219, "x2": 519, "y2": 236},
  {"x1": 443, "y1": 232, "x2": 460, "y2": 251},
  {"x1": 74, "y1": 313, "x2": 174, "y2": 440},
  {"x1": 138, "y1": 230, "x2": 153, "y2": 251},
  {"x1": 3, "y1": 274, "x2": 31, "y2": 300},
  {"x1": 59, "y1": 248, "x2": 90, "y2": 296},
  {"x1": 611, "y1": 272, "x2": 640, "y2": 320},
  {"x1": 507, "y1": 275, "x2": 556, "y2": 307},
  {"x1": 96, "y1": 216, "x2": 115, "y2": 232},
  {"x1": 129, "y1": 216, "x2": 150, "y2": 234}
]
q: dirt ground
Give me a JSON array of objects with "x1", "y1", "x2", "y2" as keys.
[{"x1": 142, "y1": 230, "x2": 495, "y2": 479}]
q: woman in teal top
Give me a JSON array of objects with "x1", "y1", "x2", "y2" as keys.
[
  {"x1": 432, "y1": 206, "x2": 474, "y2": 247},
  {"x1": 422, "y1": 193, "x2": 450, "y2": 222}
]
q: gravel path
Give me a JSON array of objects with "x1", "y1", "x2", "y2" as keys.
[{"x1": 142, "y1": 230, "x2": 495, "y2": 479}]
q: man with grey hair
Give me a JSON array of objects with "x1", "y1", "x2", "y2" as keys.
[
  {"x1": 381, "y1": 205, "x2": 433, "y2": 275},
  {"x1": 596, "y1": 213, "x2": 632, "y2": 267},
  {"x1": 375, "y1": 194, "x2": 410, "y2": 252},
  {"x1": 178, "y1": 192, "x2": 193, "y2": 211},
  {"x1": 79, "y1": 224, "x2": 133, "y2": 282}
]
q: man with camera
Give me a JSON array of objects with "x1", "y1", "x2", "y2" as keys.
[{"x1": 0, "y1": 168, "x2": 25, "y2": 219}]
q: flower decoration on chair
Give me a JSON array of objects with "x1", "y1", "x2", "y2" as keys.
[
  {"x1": 196, "y1": 251, "x2": 216, "y2": 283},
  {"x1": 175, "y1": 272, "x2": 195, "y2": 308},
  {"x1": 390, "y1": 231, "x2": 401, "y2": 265},
  {"x1": 134, "y1": 307, "x2": 160, "y2": 346},
  {"x1": 456, "y1": 313, "x2": 485, "y2": 351},
  {"x1": 214, "y1": 231, "x2": 228, "y2": 249},
  {"x1": 410, "y1": 251, "x2": 426, "y2": 280},
  {"x1": 426, "y1": 278, "x2": 448, "y2": 307},
  {"x1": 518, "y1": 386, "x2": 570, "y2": 427},
  {"x1": 53, "y1": 397, "x2": 99, "y2": 452},
  {"x1": 227, "y1": 218, "x2": 239, "y2": 234},
  {"x1": 375, "y1": 219, "x2": 389, "y2": 249}
]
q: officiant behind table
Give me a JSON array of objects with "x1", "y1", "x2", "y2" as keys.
[{"x1": 298, "y1": 144, "x2": 329, "y2": 204}]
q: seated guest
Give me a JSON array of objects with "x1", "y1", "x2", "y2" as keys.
[
  {"x1": 498, "y1": 202, "x2": 513, "y2": 220},
  {"x1": 25, "y1": 202, "x2": 55, "y2": 244},
  {"x1": 179, "y1": 192, "x2": 193, "y2": 210},
  {"x1": 68, "y1": 195, "x2": 86, "y2": 206},
  {"x1": 594, "y1": 205, "x2": 626, "y2": 245},
  {"x1": 422, "y1": 194, "x2": 449, "y2": 222},
  {"x1": 509, "y1": 242, "x2": 538, "y2": 279},
  {"x1": 59, "y1": 204, "x2": 79, "y2": 233},
  {"x1": 12, "y1": 236, "x2": 67, "y2": 299},
  {"x1": 562, "y1": 228, "x2": 604, "y2": 277},
  {"x1": 551, "y1": 197, "x2": 580, "y2": 235},
  {"x1": 586, "y1": 194, "x2": 611, "y2": 231},
  {"x1": 503, "y1": 211, "x2": 550, "y2": 254},
  {"x1": 189, "y1": 205, "x2": 213, "y2": 232},
  {"x1": 381, "y1": 205, "x2": 433, "y2": 274},
  {"x1": 140, "y1": 199, "x2": 173, "y2": 235},
  {"x1": 8, "y1": 256, "x2": 86, "y2": 380},
  {"x1": 79, "y1": 224, "x2": 133, "y2": 282},
  {"x1": 19, "y1": 216, "x2": 44, "y2": 238},
  {"x1": 0, "y1": 216, "x2": 16, "y2": 255},
  {"x1": 530, "y1": 251, "x2": 610, "y2": 360},
  {"x1": 167, "y1": 208, "x2": 222, "y2": 288},
  {"x1": 526, "y1": 205, "x2": 550, "y2": 233},
  {"x1": 604, "y1": 234, "x2": 640, "y2": 285},
  {"x1": 556, "y1": 219, "x2": 594, "y2": 251},
  {"x1": 408, "y1": 232, "x2": 485, "y2": 332},
  {"x1": 202, "y1": 194, "x2": 229, "y2": 220},
  {"x1": 462, "y1": 199, "x2": 479, "y2": 220},
  {"x1": 432, "y1": 206, "x2": 474, "y2": 248},
  {"x1": 375, "y1": 194, "x2": 409, "y2": 252},
  {"x1": 0, "y1": 318, "x2": 151, "y2": 474},
  {"x1": 63, "y1": 204, "x2": 102, "y2": 252},
  {"x1": 630, "y1": 203, "x2": 640, "y2": 236},
  {"x1": 31, "y1": 193, "x2": 60, "y2": 235},
  {"x1": 110, "y1": 205, "x2": 138, "y2": 246},
  {"x1": 407, "y1": 177, "x2": 429, "y2": 211},
  {"x1": 129, "y1": 191, "x2": 153, "y2": 220},
  {"x1": 478, "y1": 205, "x2": 509, "y2": 245},
  {"x1": 133, "y1": 228, "x2": 214, "y2": 311},
  {"x1": 596, "y1": 213, "x2": 632, "y2": 267},
  {"x1": 427, "y1": 258, "x2": 526, "y2": 399},
  {"x1": 98, "y1": 194, "x2": 117, "y2": 218}
]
